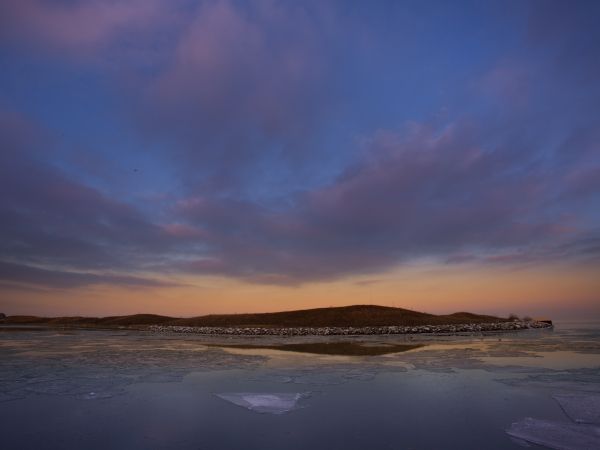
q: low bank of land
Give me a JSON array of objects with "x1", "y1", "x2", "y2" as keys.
[{"x1": 1, "y1": 305, "x2": 552, "y2": 336}]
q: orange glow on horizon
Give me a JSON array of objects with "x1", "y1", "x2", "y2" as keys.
[{"x1": 2, "y1": 262, "x2": 599, "y2": 320}]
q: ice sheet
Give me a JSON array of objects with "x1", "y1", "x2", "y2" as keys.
[
  {"x1": 215, "y1": 392, "x2": 310, "y2": 414},
  {"x1": 0, "y1": 331, "x2": 265, "y2": 402},
  {"x1": 507, "y1": 417, "x2": 600, "y2": 450},
  {"x1": 386, "y1": 346, "x2": 561, "y2": 373},
  {"x1": 554, "y1": 394, "x2": 600, "y2": 424},
  {"x1": 251, "y1": 366, "x2": 383, "y2": 385},
  {"x1": 497, "y1": 367, "x2": 600, "y2": 394}
]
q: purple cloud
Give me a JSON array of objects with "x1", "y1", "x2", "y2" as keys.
[
  {"x1": 0, "y1": 261, "x2": 178, "y2": 290},
  {"x1": 0, "y1": 0, "x2": 182, "y2": 60},
  {"x1": 0, "y1": 111, "x2": 186, "y2": 287},
  {"x1": 167, "y1": 120, "x2": 596, "y2": 284}
]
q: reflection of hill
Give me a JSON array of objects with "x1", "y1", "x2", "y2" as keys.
[{"x1": 212, "y1": 341, "x2": 423, "y2": 356}]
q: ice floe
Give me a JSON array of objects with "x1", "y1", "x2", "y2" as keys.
[
  {"x1": 507, "y1": 417, "x2": 600, "y2": 450},
  {"x1": 506, "y1": 388, "x2": 600, "y2": 448},
  {"x1": 215, "y1": 392, "x2": 310, "y2": 414},
  {"x1": 554, "y1": 393, "x2": 600, "y2": 425}
]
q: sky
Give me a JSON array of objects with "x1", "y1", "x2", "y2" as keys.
[{"x1": 0, "y1": 0, "x2": 599, "y2": 319}]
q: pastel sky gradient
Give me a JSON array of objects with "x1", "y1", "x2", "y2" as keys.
[{"x1": 1, "y1": 0, "x2": 599, "y2": 318}]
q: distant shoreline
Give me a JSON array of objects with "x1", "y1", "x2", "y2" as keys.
[{"x1": 0, "y1": 305, "x2": 554, "y2": 336}]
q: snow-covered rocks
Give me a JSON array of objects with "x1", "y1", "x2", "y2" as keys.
[{"x1": 149, "y1": 320, "x2": 552, "y2": 336}]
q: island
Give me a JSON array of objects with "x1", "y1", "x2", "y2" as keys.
[{"x1": 0, "y1": 305, "x2": 552, "y2": 336}]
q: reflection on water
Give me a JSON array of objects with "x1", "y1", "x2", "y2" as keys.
[
  {"x1": 0, "y1": 326, "x2": 52, "y2": 332},
  {"x1": 0, "y1": 322, "x2": 599, "y2": 449},
  {"x1": 211, "y1": 341, "x2": 423, "y2": 356}
]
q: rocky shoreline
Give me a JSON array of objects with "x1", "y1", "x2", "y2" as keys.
[{"x1": 148, "y1": 320, "x2": 552, "y2": 336}]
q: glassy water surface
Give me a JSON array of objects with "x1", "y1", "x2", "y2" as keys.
[{"x1": 1, "y1": 322, "x2": 599, "y2": 449}]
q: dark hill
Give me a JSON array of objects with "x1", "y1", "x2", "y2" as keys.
[{"x1": 0, "y1": 305, "x2": 505, "y2": 328}]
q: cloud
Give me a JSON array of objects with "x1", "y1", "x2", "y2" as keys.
[
  {"x1": 1, "y1": 1, "x2": 347, "y2": 190},
  {"x1": 0, "y1": 110, "x2": 187, "y2": 279},
  {"x1": 132, "y1": 0, "x2": 346, "y2": 194},
  {"x1": 0, "y1": 0, "x2": 183, "y2": 60},
  {"x1": 147, "y1": 0, "x2": 330, "y2": 133},
  {"x1": 169, "y1": 120, "x2": 596, "y2": 284},
  {"x1": 0, "y1": 261, "x2": 178, "y2": 289}
]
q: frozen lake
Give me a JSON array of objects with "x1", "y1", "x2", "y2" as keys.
[{"x1": 1, "y1": 323, "x2": 599, "y2": 449}]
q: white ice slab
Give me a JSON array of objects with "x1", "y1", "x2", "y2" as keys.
[
  {"x1": 554, "y1": 394, "x2": 600, "y2": 424},
  {"x1": 507, "y1": 417, "x2": 600, "y2": 450},
  {"x1": 215, "y1": 392, "x2": 309, "y2": 414}
]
